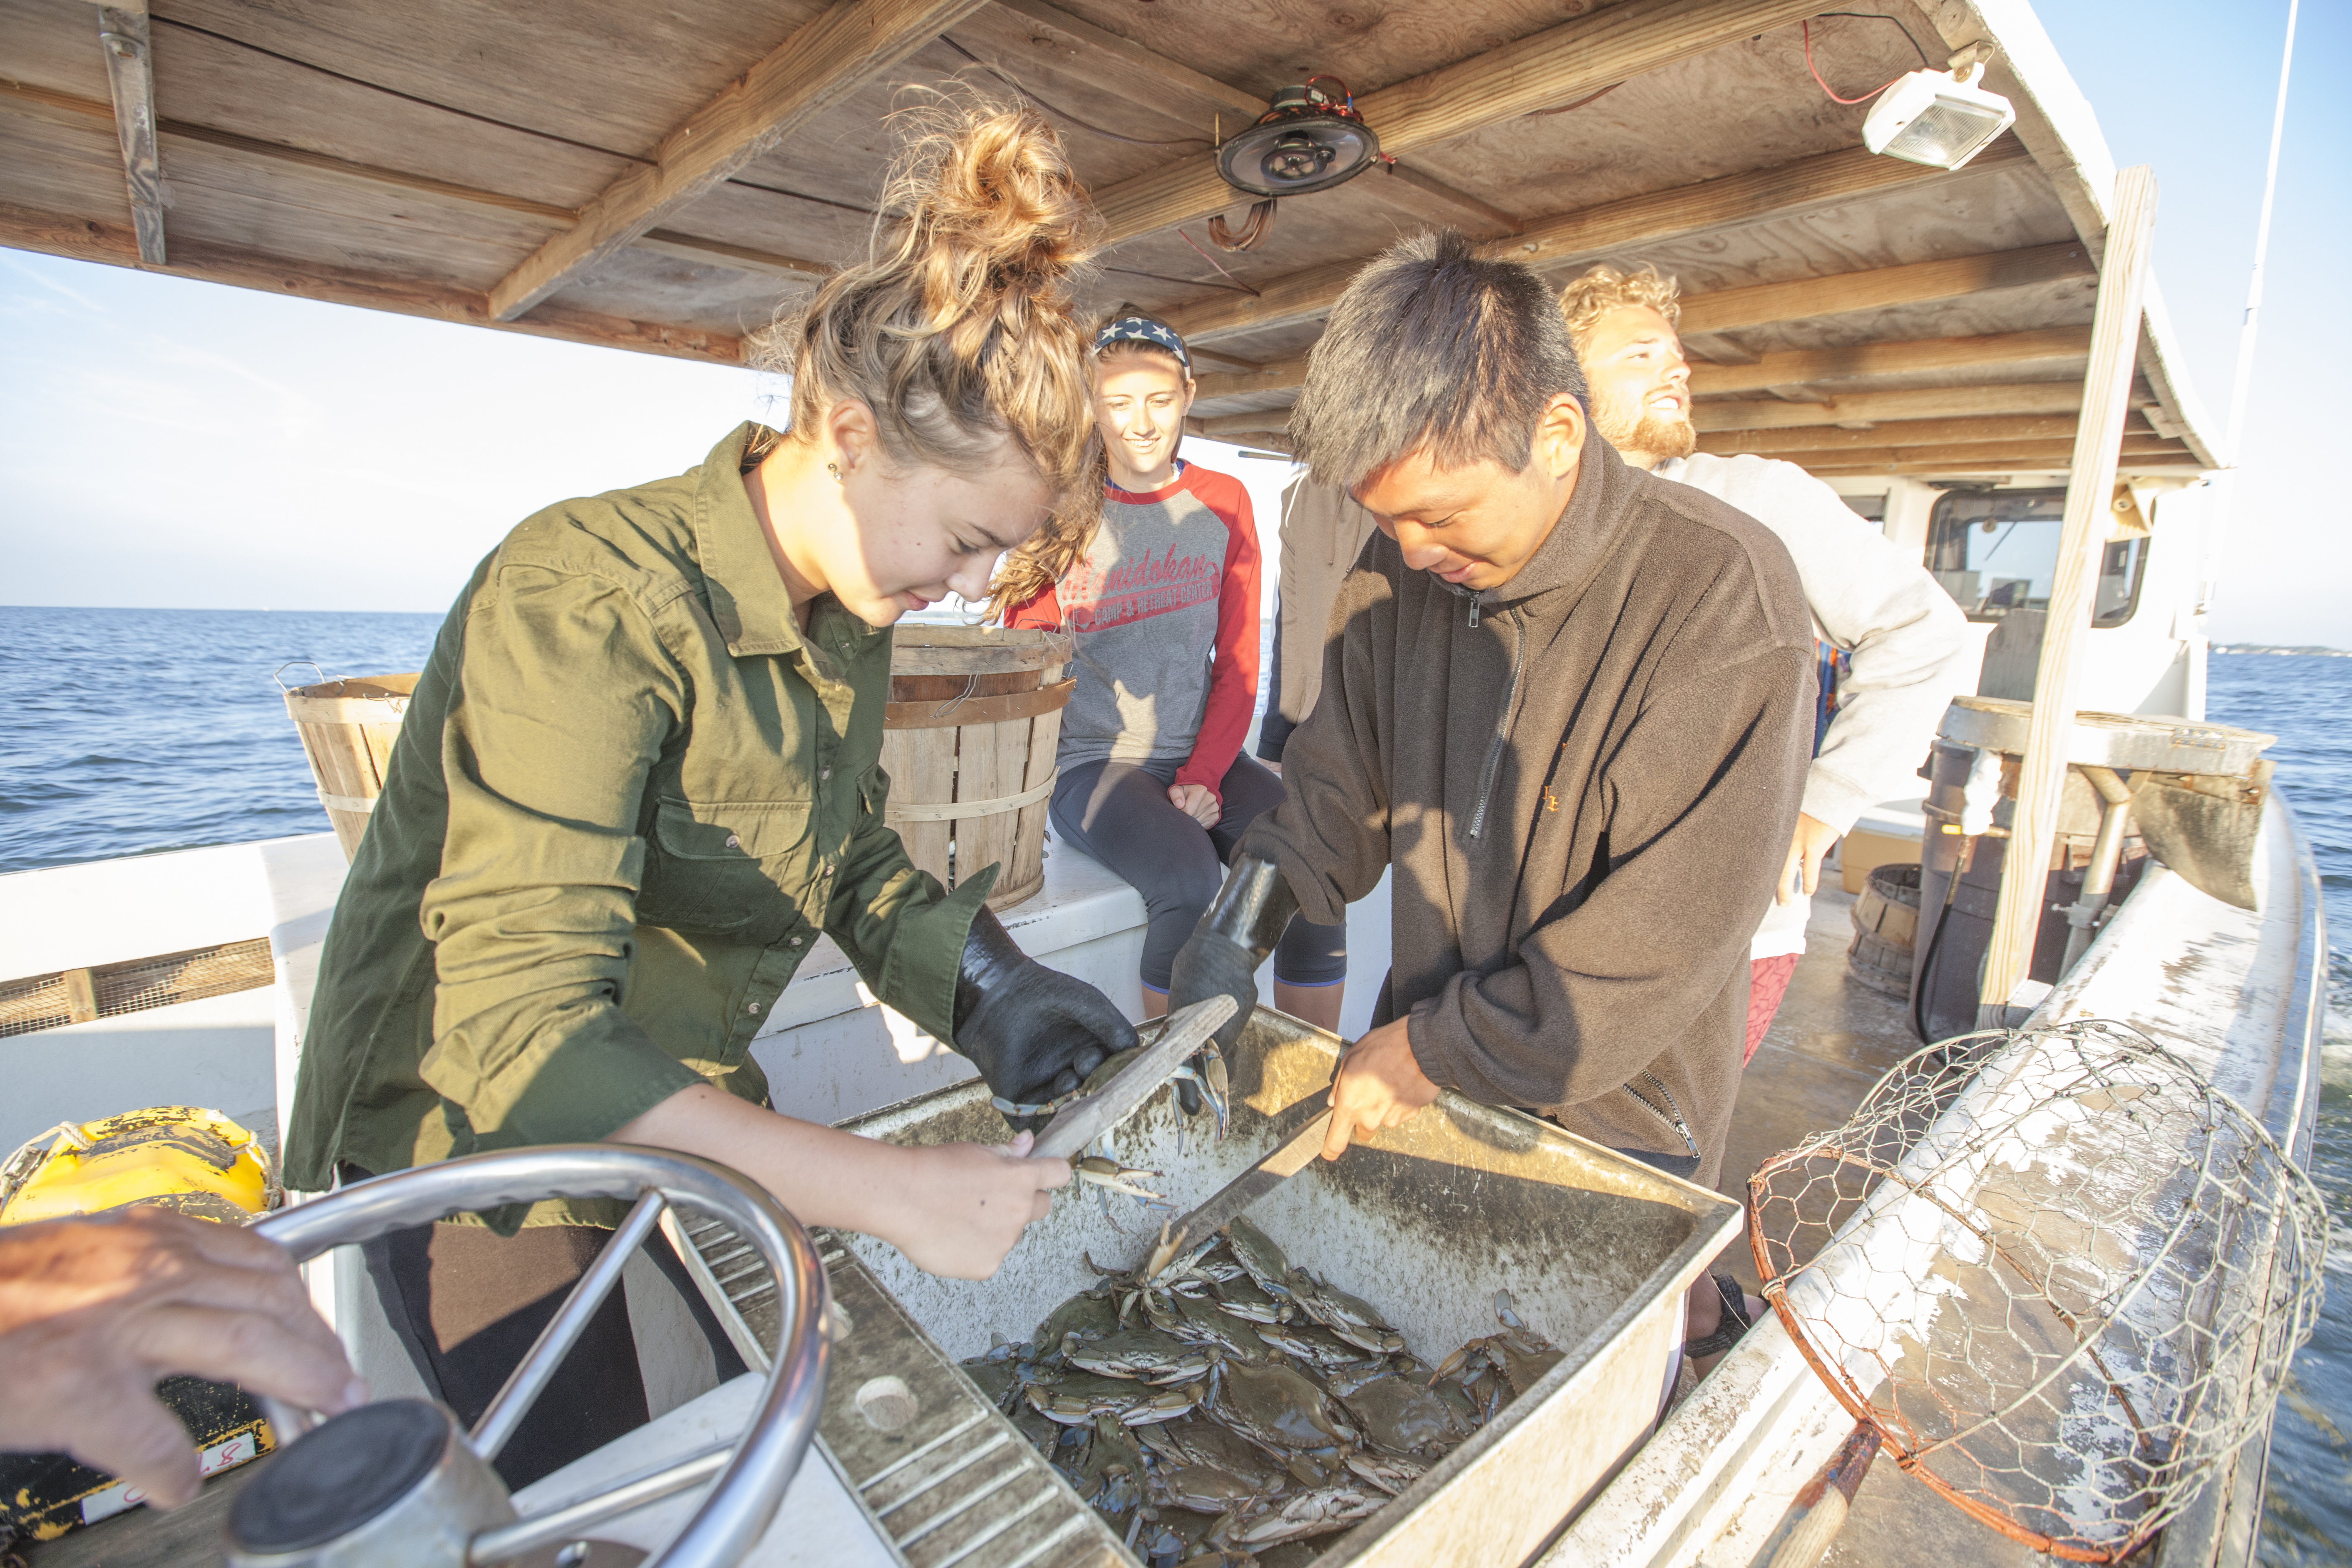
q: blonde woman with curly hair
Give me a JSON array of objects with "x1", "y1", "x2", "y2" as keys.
[{"x1": 287, "y1": 103, "x2": 1132, "y2": 1485}]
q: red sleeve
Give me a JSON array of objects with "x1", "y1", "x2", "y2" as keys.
[
  {"x1": 1001, "y1": 582, "x2": 1063, "y2": 629},
  {"x1": 1174, "y1": 470, "x2": 1261, "y2": 802}
]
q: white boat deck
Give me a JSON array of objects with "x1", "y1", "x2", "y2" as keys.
[
  {"x1": 1, "y1": 792, "x2": 2315, "y2": 1568},
  {"x1": 1556, "y1": 788, "x2": 2326, "y2": 1568}
]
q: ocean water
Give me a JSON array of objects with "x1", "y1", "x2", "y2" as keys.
[
  {"x1": 2205, "y1": 654, "x2": 2352, "y2": 1566},
  {"x1": 0, "y1": 611, "x2": 2344, "y2": 1557},
  {"x1": 0, "y1": 606, "x2": 443, "y2": 875}
]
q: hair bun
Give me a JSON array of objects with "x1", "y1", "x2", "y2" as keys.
[{"x1": 889, "y1": 102, "x2": 1098, "y2": 335}]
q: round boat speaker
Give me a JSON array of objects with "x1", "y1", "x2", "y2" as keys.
[{"x1": 1216, "y1": 82, "x2": 1380, "y2": 198}]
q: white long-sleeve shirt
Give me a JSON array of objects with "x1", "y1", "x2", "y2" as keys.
[{"x1": 1654, "y1": 454, "x2": 1978, "y2": 959}]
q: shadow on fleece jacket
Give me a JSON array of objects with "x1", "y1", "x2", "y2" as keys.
[{"x1": 1240, "y1": 427, "x2": 1816, "y2": 1185}]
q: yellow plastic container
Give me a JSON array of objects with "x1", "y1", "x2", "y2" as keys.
[{"x1": 0, "y1": 1106, "x2": 273, "y2": 1228}]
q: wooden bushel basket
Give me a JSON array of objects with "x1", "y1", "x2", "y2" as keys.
[
  {"x1": 882, "y1": 626, "x2": 1073, "y2": 912},
  {"x1": 277, "y1": 668, "x2": 420, "y2": 861},
  {"x1": 1846, "y1": 861, "x2": 1923, "y2": 998}
]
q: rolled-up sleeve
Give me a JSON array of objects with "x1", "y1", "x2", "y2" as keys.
[{"x1": 417, "y1": 565, "x2": 705, "y2": 1148}]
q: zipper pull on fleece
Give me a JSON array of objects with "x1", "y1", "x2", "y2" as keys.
[{"x1": 1466, "y1": 592, "x2": 1482, "y2": 629}]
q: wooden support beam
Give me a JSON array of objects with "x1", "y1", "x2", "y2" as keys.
[
  {"x1": 1978, "y1": 167, "x2": 2161, "y2": 1026},
  {"x1": 1194, "y1": 412, "x2": 1295, "y2": 440},
  {"x1": 62, "y1": 967, "x2": 99, "y2": 1026},
  {"x1": 0, "y1": 81, "x2": 833, "y2": 284},
  {"x1": 1160, "y1": 141, "x2": 2014, "y2": 345},
  {"x1": 1698, "y1": 413, "x2": 2149, "y2": 454},
  {"x1": 1676, "y1": 240, "x2": 2095, "y2": 338},
  {"x1": 985, "y1": 0, "x2": 1520, "y2": 240},
  {"x1": 95, "y1": 4, "x2": 165, "y2": 263},
  {"x1": 1693, "y1": 381, "x2": 2085, "y2": 432},
  {"x1": 0, "y1": 200, "x2": 745, "y2": 364},
  {"x1": 1093, "y1": 0, "x2": 1824, "y2": 247},
  {"x1": 1193, "y1": 355, "x2": 1310, "y2": 405},
  {"x1": 633, "y1": 231, "x2": 829, "y2": 281},
  {"x1": 1184, "y1": 418, "x2": 1295, "y2": 455},
  {"x1": 1759, "y1": 436, "x2": 2183, "y2": 469},
  {"x1": 487, "y1": 0, "x2": 985, "y2": 321},
  {"x1": 1203, "y1": 375, "x2": 2099, "y2": 436},
  {"x1": 1805, "y1": 456, "x2": 2202, "y2": 477},
  {"x1": 1686, "y1": 326, "x2": 2095, "y2": 397},
  {"x1": 1367, "y1": 162, "x2": 1524, "y2": 237}
]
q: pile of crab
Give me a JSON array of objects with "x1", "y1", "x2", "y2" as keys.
[{"x1": 960, "y1": 1216, "x2": 1565, "y2": 1567}]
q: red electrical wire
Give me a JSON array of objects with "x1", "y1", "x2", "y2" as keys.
[
  {"x1": 1176, "y1": 227, "x2": 1262, "y2": 295},
  {"x1": 1802, "y1": 19, "x2": 1910, "y2": 106}
]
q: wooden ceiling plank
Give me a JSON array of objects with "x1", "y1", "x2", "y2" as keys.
[
  {"x1": 486, "y1": 0, "x2": 986, "y2": 322},
  {"x1": 1692, "y1": 381, "x2": 2086, "y2": 432},
  {"x1": 1687, "y1": 325, "x2": 2095, "y2": 396},
  {"x1": 94, "y1": 4, "x2": 165, "y2": 263},
  {"x1": 1091, "y1": 0, "x2": 1824, "y2": 248},
  {"x1": 990, "y1": 0, "x2": 1259, "y2": 116},
  {"x1": 0, "y1": 80, "x2": 831, "y2": 282},
  {"x1": 0, "y1": 197, "x2": 743, "y2": 364},
  {"x1": 1161, "y1": 142, "x2": 2011, "y2": 344},
  {"x1": 1675, "y1": 240, "x2": 2094, "y2": 337}
]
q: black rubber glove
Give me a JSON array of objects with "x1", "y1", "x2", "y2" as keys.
[
  {"x1": 1164, "y1": 855, "x2": 1299, "y2": 1113},
  {"x1": 953, "y1": 905, "x2": 1137, "y2": 1127}
]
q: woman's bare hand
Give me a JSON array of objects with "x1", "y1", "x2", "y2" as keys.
[
  {"x1": 0, "y1": 1209, "x2": 365, "y2": 1507},
  {"x1": 886, "y1": 1132, "x2": 1073, "y2": 1279},
  {"x1": 614, "y1": 1086, "x2": 1073, "y2": 1282}
]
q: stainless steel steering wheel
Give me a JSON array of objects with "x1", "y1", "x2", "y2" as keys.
[{"x1": 237, "y1": 1145, "x2": 829, "y2": 1568}]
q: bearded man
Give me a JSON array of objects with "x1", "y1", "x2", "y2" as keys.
[{"x1": 1561, "y1": 263, "x2": 1975, "y2": 1067}]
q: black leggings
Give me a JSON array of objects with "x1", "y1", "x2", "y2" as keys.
[
  {"x1": 1050, "y1": 753, "x2": 1346, "y2": 993},
  {"x1": 349, "y1": 1168, "x2": 748, "y2": 1491}
]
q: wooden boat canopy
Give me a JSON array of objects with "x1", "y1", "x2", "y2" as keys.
[{"x1": 0, "y1": 0, "x2": 2219, "y2": 480}]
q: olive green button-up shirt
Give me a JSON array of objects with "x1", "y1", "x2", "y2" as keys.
[{"x1": 285, "y1": 425, "x2": 992, "y2": 1213}]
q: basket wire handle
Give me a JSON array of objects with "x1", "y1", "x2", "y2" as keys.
[
  {"x1": 273, "y1": 659, "x2": 329, "y2": 692},
  {"x1": 932, "y1": 673, "x2": 980, "y2": 720}
]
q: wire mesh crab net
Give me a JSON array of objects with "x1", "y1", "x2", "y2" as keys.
[{"x1": 1749, "y1": 1018, "x2": 2328, "y2": 1561}]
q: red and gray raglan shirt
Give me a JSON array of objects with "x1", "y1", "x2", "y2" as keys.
[{"x1": 1006, "y1": 462, "x2": 1261, "y2": 803}]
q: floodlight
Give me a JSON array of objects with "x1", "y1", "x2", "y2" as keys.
[{"x1": 1862, "y1": 63, "x2": 2017, "y2": 170}]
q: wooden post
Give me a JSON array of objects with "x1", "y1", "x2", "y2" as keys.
[
  {"x1": 1976, "y1": 166, "x2": 2160, "y2": 1026},
  {"x1": 95, "y1": 4, "x2": 165, "y2": 265}
]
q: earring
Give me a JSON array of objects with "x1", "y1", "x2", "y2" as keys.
[{"x1": 826, "y1": 461, "x2": 842, "y2": 481}]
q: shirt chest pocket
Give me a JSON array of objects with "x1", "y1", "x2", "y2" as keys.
[{"x1": 636, "y1": 796, "x2": 812, "y2": 935}]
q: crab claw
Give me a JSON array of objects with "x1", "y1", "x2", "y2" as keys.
[
  {"x1": 1173, "y1": 1044, "x2": 1233, "y2": 1141},
  {"x1": 1076, "y1": 1155, "x2": 1168, "y2": 1205}
]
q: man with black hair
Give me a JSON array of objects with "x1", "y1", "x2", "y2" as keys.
[{"x1": 1167, "y1": 231, "x2": 1816, "y2": 1198}]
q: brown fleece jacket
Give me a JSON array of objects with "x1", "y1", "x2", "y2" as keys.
[{"x1": 1241, "y1": 427, "x2": 1815, "y2": 1185}]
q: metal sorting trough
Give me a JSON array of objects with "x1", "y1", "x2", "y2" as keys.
[{"x1": 810, "y1": 1008, "x2": 1743, "y2": 1568}]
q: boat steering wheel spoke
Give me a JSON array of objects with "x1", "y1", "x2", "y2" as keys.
[{"x1": 235, "y1": 1145, "x2": 829, "y2": 1568}]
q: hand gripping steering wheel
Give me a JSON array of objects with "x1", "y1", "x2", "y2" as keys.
[{"x1": 227, "y1": 1145, "x2": 829, "y2": 1568}]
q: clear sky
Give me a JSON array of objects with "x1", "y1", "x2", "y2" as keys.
[{"x1": 0, "y1": 0, "x2": 2342, "y2": 642}]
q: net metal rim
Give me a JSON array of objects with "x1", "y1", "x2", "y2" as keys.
[{"x1": 1748, "y1": 1018, "x2": 2329, "y2": 1562}]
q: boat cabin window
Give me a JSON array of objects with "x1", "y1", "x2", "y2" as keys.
[
  {"x1": 1924, "y1": 487, "x2": 2148, "y2": 627},
  {"x1": 1841, "y1": 493, "x2": 1888, "y2": 530}
]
